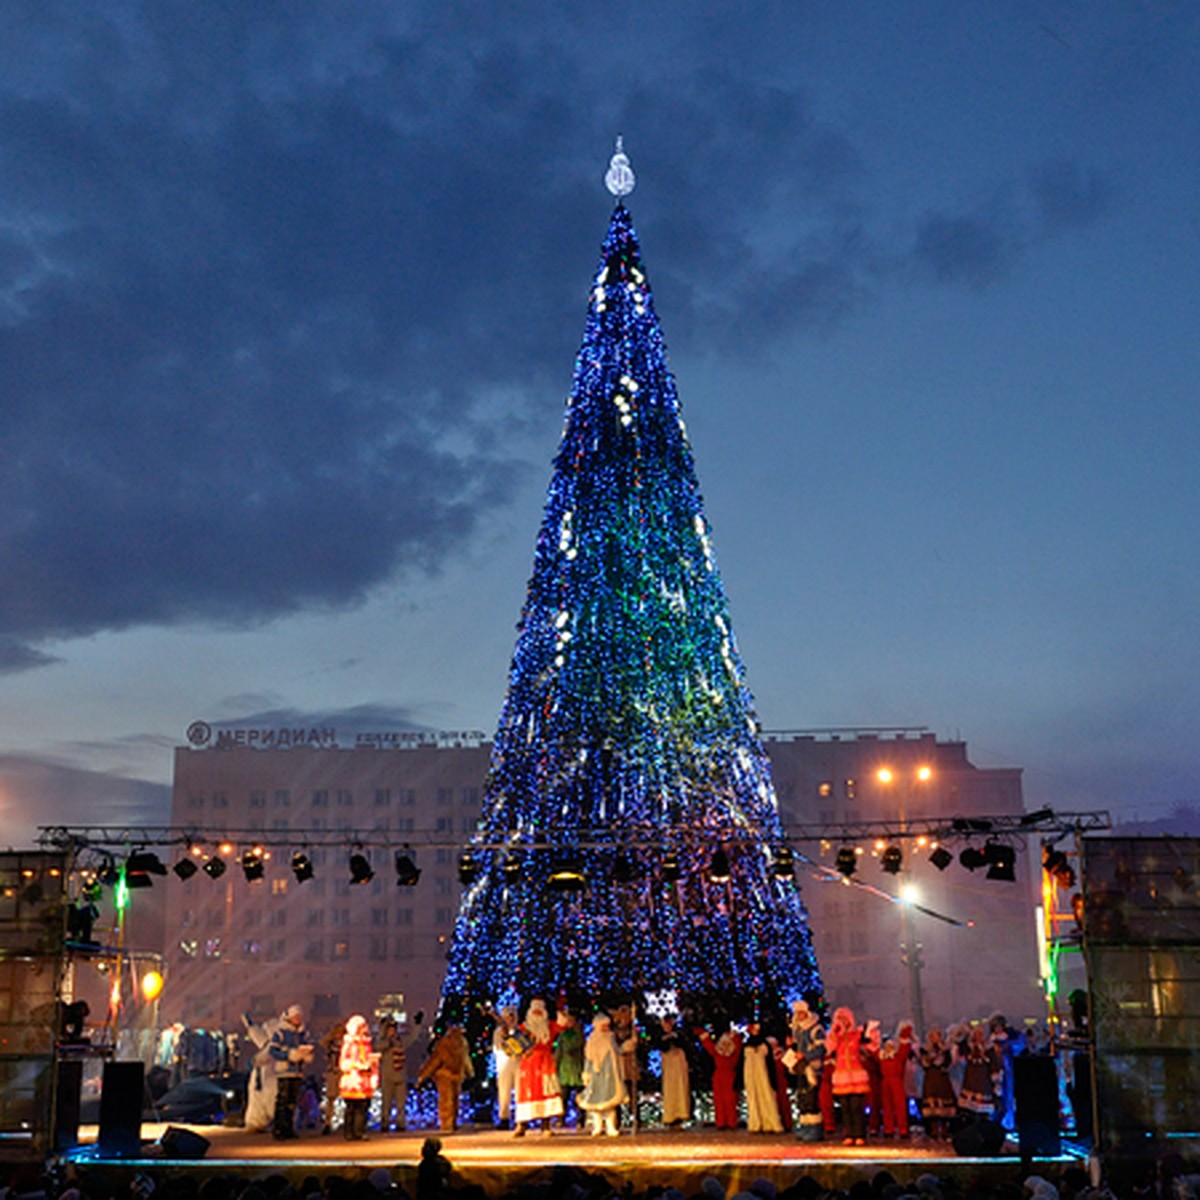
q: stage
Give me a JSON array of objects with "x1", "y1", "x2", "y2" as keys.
[{"x1": 54, "y1": 1122, "x2": 1079, "y2": 1197}]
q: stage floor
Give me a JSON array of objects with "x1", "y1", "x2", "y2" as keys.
[{"x1": 59, "y1": 1122, "x2": 1077, "y2": 1197}]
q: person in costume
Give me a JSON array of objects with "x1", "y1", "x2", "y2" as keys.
[
  {"x1": 268, "y1": 1004, "x2": 314, "y2": 1140},
  {"x1": 743, "y1": 1021, "x2": 783, "y2": 1132},
  {"x1": 878, "y1": 1031, "x2": 911, "y2": 1138},
  {"x1": 957, "y1": 1024, "x2": 1001, "y2": 1120},
  {"x1": 417, "y1": 1024, "x2": 474, "y2": 1132},
  {"x1": 490, "y1": 1006, "x2": 521, "y2": 1130},
  {"x1": 826, "y1": 1006, "x2": 870, "y2": 1145},
  {"x1": 697, "y1": 1022, "x2": 743, "y2": 1130},
  {"x1": 512, "y1": 998, "x2": 565, "y2": 1136},
  {"x1": 241, "y1": 1011, "x2": 281, "y2": 1133},
  {"x1": 656, "y1": 1014, "x2": 691, "y2": 1128},
  {"x1": 919, "y1": 1025, "x2": 957, "y2": 1141},
  {"x1": 578, "y1": 1013, "x2": 624, "y2": 1136},
  {"x1": 319, "y1": 1018, "x2": 346, "y2": 1134},
  {"x1": 338, "y1": 1014, "x2": 379, "y2": 1140},
  {"x1": 612, "y1": 1004, "x2": 641, "y2": 1132},
  {"x1": 788, "y1": 1000, "x2": 825, "y2": 1142},
  {"x1": 377, "y1": 1014, "x2": 414, "y2": 1133},
  {"x1": 553, "y1": 1011, "x2": 585, "y2": 1128}
]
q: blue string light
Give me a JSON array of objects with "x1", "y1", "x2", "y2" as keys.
[{"x1": 440, "y1": 203, "x2": 823, "y2": 1023}]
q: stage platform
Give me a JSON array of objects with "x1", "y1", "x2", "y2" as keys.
[{"x1": 53, "y1": 1122, "x2": 1079, "y2": 1197}]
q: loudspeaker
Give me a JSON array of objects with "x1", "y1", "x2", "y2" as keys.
[
  {"x1": 1013, "y1": 1054, "x2": 1062, "y2": 1156},
  {"x1": 161, "y1": 1126, "x2": 211, "y2": 1159},
  {"x1": 54, "y1": 1059, "x2": 84, "y2": 1152},
  {"x1": 98, "y1": 1061, "x2": 144, "y2": 1158},
  {"x1": 952, "y1": 1118, "x2": 1007, "y2": 1157}
]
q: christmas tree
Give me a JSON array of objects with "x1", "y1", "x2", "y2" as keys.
[{"x1": 440, "y1": 143, "x2": 822, "y2": 1023}]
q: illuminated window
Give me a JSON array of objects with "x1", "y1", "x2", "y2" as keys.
[
  {"x1": 203, "y1": 938, "x2": 222, "y2": 959},
  {"x1": 818, "y1": 781, "x2": 833, "y2": 798},
  {"x1": 844, "y1": 779, "x2": 856, "y2": 799},
  {"x1": 331, "y1": 940, "x2": 350, "y2": 961},
  {"x1": 271, "y1": 879, "x2": 288, "y2": 896},
  {"x1": 179, "y1": 939, "x2": 198, "y2": 959},
  {"x1": 242, "y1": 940, "x2": 262, "y2": 958}
]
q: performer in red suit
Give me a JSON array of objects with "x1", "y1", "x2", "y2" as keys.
[{"x1": 698, "y1": 1025, "x2": 743, "y2": 1130}]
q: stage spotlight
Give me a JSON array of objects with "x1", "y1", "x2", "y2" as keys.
[
  {"x1": 241, "y1": 849, "x2": 265, "y2": 882},
  {"x1": 984, "y1": 841, "x2": 1016, "y2": 882},
  {"x1": 1042, "y1": 845, "x2": 1076, "y2": 889},
  {"x1": 1020, "y1": 807, "x2": 1055, "y2": 826},
  {"x1": 458, "y1": 853, "x2": 479, "y2": 885},
  {"x1": 547, "y1": 854, "x2": 585, "y2": 892},
  {"x1": 172, "y1": 857, "x2": 198, "y2": 881},
  {"x1": 349, "y1": 851, "x2": 374, "y2": 885},
  {"x1": 126, "y1": 851, "x2": 167, "y2": 889},
  {"x1": 661, "y1": 851, "x2": 682, "y2": 883},
  {"x1": 708, "y1": 849, "x2": 731, "y2": 884},
  {"x1": 394, "y1": 852, "x2": 421, "y2": 887},
  {"x1": 880, "y1": 845, "x2": 903, "y2": 875},
  {"x1": 291, "y1": 853, "x2": 314, "y2": 883},
  {"x1": 929, "y1": 846, "x2": 953, "y2": 871},
  {"x1": 203, "y1": 855, "x2": 227, "y2": 880},
  {"x1": 835, "y1": 846, "x2": 858, "y2": 878},
  {"x1": 502, "y1": 852, "x2": 521, "y2": 883},
  {"x1": 773, "y1": 846, "x2": 795, "y2": 880},
  {"x1": 959, "y1": 846, "x2": 988, "y2": 872}
]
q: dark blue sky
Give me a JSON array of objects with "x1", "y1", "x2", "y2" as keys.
[{"x1": 2, "y1": 2, "x2": 1197, "y2": 842}]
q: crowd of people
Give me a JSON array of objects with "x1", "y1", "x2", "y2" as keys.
[{"x1": 243, "y1": 996, "x2": 1075, "y2": 1146}]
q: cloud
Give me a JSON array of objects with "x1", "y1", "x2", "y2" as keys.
[
  {"x1": 0, "y1": 6, "x2": 1116, "y2": 663},
  {"x1": 0, "y1": 638, "x2": 61, "y2": 674}
]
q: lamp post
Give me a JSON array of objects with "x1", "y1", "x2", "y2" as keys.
[{"x1": 876, "y1": 765, "x2": 933, "y2": 1032}]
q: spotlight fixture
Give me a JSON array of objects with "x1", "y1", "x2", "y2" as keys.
[
  {"x1": 547, "y1": 854, "x2": 586, "y2": 892},
  {"x1": 929, "y1": 846, "x2": 953, "y2": 871},
  {"x1": 502, "y1": 852, "x2": 521, "y2": 883},
  {"x1": 126, "y1": 851, "x2": 167, "y2": 889},
  {"x1": 984, "y1": 841, "x2": 1016, "y2": 882},
  {"x1": 349, "y1": 851, "x2": 374, "y2": 885},
  {"x1": 773, "y1": 846, "x2": 795, "y2": 880},
  {"x1": 394, "y1": 852, "x2": 422, "y2": 887},
  {"x1": 959, "y1": 846, "x2": 988, "y2": 872},
  {"x1": 880, "y1": 845, "x2": 903, "y2": 875},
  {"x1": 708, "y1": 849, "x2": 731, "y2": 884},
  {"x1": 458, "y1": 853, "x2": 479, "y2": 885},
  {"x1": 241, "y1": 848, "x2": 265, "y2": 882},
  {"x1": 661, "y1": 851, "x2": 682, "y2": 883},
  {"x1": 835, "y1": 846, "x2": 858, "y2": 878},
  {"x1": 291, "y1": 852, "x2": 314, "y2": 883},
  {"x1": 203, "y1": 855, "x2": 227, "y2": 880},
  {"x1": 1042, "y1": 845, "x2": 1076, "y2": 889},
  {"x1": 172, "y1": 857, "x2": 199, "y2": 881},
  {"x1": 1020, "y1": 807, "x2": 1055, "y2": 827}
]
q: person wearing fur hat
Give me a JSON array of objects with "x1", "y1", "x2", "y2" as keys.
[
  {"x1": 417, "y1": 1024, "x2": 475, "y2": 1132},
  {"x1": 268, "y1": 1004, "x2": 315, "y2": 1139},
  {"x1": 788, "y1": 1000, "x2": 825, "y2": 1142},
  {"x1": 512, "y1": 997, "x2": 565, "y2": 1136},
  {"x1": 579, "y1": 1012, "x2": 624, "y2": 1136},
  {"x1": 918, "y1": 1026, "x2": 957, "y2": 1142},
  {"x1": 827, "y1": 1006, "x2": 870, "y2": 1145},
  {"x1": 339, "y1": 1014, "x2": 380, "y2": 1140},
  {"x1": 697, "y1": 1022, "x2": 743, "y2": 1130}
]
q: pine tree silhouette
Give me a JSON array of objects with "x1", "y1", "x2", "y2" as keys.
[{"x1": 440, "y1": 193, "x2": 822, "y2": 1024}]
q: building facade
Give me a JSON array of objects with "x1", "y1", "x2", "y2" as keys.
[{"x1": 163, "y1": 726, "x2": 1042, "y2": 1039}]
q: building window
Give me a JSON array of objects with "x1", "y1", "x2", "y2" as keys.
[
  {"x1": 437, "y1": 788, "x2": 453, "y2": 806},
  {"x1": 374, "y1": 789, "x2": 390, "y2": 807},
  {"x1": 435, "y1": 906, "x2": 453, "y2": 924},
  {"x1": 332, "y1": 908, "x2": 350, "y2": 928},
  {"x1": 399, "y1": 788, "x2": 416, "y2": 806},
  {"x1": 311, "y1": 817, "x2": 327, "y2": 832},
  {"x1": 396, "y1": 817, "x2": 415, "y2": 833},
  {"x1": 435, "y1": 816, "x2": 453, "y2": 833},
  {"x1": 461, "y1": 787, "x2": 479, "y2": 806},
  {"x1": 336, "y1": 789, "x2": 353, "y2": 807},
  {"x1": 823, "y1": 931, "x2": 842, "y2": 954},
  {"x1": 187, "y1": 794, "x2": 204, "y2": 809},
  {"x1": 460, "y1": 816, "x2": 475, "y2": 833},
  {"x1": 242, "y1": 910, "x2": 261, "y2": 928},
  {"x1": 844, "y1": 779, "x2": 857, "y2": 799},
  {"x1": 268, "y1": 909, "x2": 287, "y2": 928},
  {"x1": 274, "y1": 789, "x2": 290, "y2": 808},
  {"x1": 307, "y1": 910, "x2": 325, "y2": 928},
  {"x1": 271, "y1": 878, "x2": 288, "y2": 896},
  {"x1": 304, "y1": 939, "x2": 324, "y2": 963},
  {"x1": 818, "y1": 808, "x2": 836, "y2": 825},
  {"x1": 371, "y1": 907, "x2": 388, "y2": 927},
  {"x1": 331, "y1": 940, "x2": 350, "y2": 961},
  {"x1": 270, "y1": 818, "x2": 290, "y2": 833},
  {"x1": 396, "y1": 908, "x2": 413, "y2": 926},
  {"x1": 179, "y1": 939, "x2": 198, "y2": 959},
  {"x1": 817, "y1": 781, "x2": 833, "y2": 798},
  {"x1": 849, "y1": 929, "x2": 869, "y2": 954},
  {"x1": 204, "y1": 938, "x2": 222, "y2": 959},
  {"x1": 266, "y1": 939, "x2": 286, "y2": 962},
  {"x1": 369, "y1": 936, "x2": 388, "y2": 961},
  {"x1": 242, "y1": 940, "x2": 262, "y2": 959},
  {"x1": 393, "y1": 937, "x2": 407, "y2": 958},
  {"x1": 250, "y1": 790, "x2": 266, "y2": 809},
  {"x1": 435, "y1": 877, "x2": 453, "y2": 895},
  {"x1": 435, "y1": 849, "x2": 452, "y2": 866},
  {"x1": 211, "y1": 792, "x2": 228, "y2": 809},
  {"x1": 312, "y1": 790, "x2": 328, "y2": 808}
]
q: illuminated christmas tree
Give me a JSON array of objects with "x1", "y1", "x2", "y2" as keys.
[{"x1": 441, "y1": 143, "x2": 822, "y2": 1022}]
